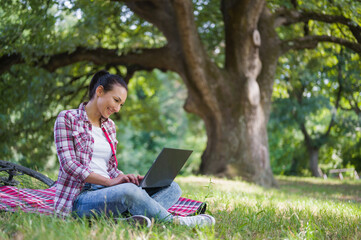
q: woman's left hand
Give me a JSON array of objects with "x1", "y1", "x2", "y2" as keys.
[
  {"x1": 137, "y1": 175, "x2": 144, "y2": 184},
  {"x1": 137, "y1": 175, "x2": 144, "y2": 181},
  {"x1": 120, "y1": 174, "x2": 144, "y2": 186},
  {"x1": 106, "y1": 174, "x2": 144, "y2": 186},
  {"x1": 125, "y1": 174, "x2": 139, "y2": 185}
]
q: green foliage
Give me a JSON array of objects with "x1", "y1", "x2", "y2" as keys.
[
  {"x1": 192, "y1": 0, "x2": 225, "y2": 67},
  {"x1": 341, "y1": 130, "x2": 361, "y2": 172},
  {"x1": 267, "y1": 0, "x2": 361, "y2": 174},
  {"x1": 0, "y1": 63, "x2": 207, "y2": 174},
  {"x1": 0, "y1": 0, "x2": 57, "y2": 59},
  {"x1": 0, "y1": 0, "x2": 200, "y2": 171},
  {"x1": 268, "y1": 119, "x2": 306, "y2": 175},
  {"x1": 1, "y1": 0, "x2": 360, "y2": 178},
  {"x1": 0, "y1": 0, "x2": 166, "y2": 63},
  {"x1": 115, "y1": 70, "x2": 206, "y2": 175},
  {"x1": 0, "y1": 66, "x2": 57, "y2": 168},
  {"x1": 269, "y1": 0, "x2": 360, "y2": 43},
  {"x1": 270, "y1": 46, "x2": 361, "y2": 175},
  {"x1": 0, "y1": 62, "x2": 98, "y2": 169}
]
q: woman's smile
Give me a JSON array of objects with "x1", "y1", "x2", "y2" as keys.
[{"x1": 94, "y1": 84, "x2": 127, "y2": 119}]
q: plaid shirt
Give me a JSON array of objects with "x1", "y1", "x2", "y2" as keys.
[{"x1": 53, "y1": 102, "x2": 122, "y2": 217}]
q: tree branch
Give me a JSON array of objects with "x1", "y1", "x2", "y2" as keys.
[
  {"x1": 258, "y1": 7, "x2": 281, "y2": 119},
  {"x1": 115, "y1": 0, "x2": 221, "y2": 116},
  {"x1": 287, "y1": 78, "x2": 314, "y2": 147},
  {"x1": 171, "y1": 0, "x2": 228, "y2": 122},
  {"x1": 274, "y1": 8, "x2": 361, "y2": 43},
  {"x1": 280, "y1": 35, "x2": 361, "y2": 55},
  {"x1": 349, "y1": 94, "x2": 361, "y2": 116},
  {"x1": 0, "y1": 46, "x2": 177, "y2": 75},
  {"x1": 171, "y1": 0, "x2": 206, "y2": 67},
  {"x1": 299, "y1": 121, "x2": 314, "y2": 149},
  {"x1": 0, "y1": 54, "x2": 23, "y2": 75},
  {"x1": 221, "y1": 0, "x2": 265, "y2": 73},
  {"x1": 323, "y1": 78, "x2": 342, "y2": 138},
  {"x1": 115, "y1": 0, "x2": 180, "y2": 44}
]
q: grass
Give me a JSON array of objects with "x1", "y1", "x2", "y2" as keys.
[{"x1": 1, "y1": 175, "x2": 361, "y2": 239}]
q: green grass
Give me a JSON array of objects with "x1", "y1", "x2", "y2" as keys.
[{"x1": 1, "y1": 175, "x2": 360, "y2": 239}]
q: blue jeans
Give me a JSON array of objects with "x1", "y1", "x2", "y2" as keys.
[{"x1": 72, "y1": 182, "x2": 182, "y2": 222}]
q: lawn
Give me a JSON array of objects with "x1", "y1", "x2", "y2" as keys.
[{"x1": 1, "y1": 175, "x2": 360, "y2": 239}]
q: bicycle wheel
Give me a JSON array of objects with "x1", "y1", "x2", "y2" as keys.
[{"x1": 0, "y1": 160, "x2": 55, "y2": 189}]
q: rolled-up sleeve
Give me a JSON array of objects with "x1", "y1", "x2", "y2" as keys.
[
  {"x1": 54, "y1": 111, "x2": 92, "y2": 181},
  {"x1": 108, "y1": 165, "x2": 123, "y2": 179}
]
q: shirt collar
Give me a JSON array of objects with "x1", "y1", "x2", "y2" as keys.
[{"x1": 78, "y1": 102, "x2": 109, "y2": 125}]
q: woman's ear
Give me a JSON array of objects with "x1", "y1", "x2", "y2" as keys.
[{"x1": 96, "y1": 85, "x2": 104, "y2": 97}]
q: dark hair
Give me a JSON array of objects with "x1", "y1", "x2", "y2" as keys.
[{"x1": 88, "y1": 70, "x2": 128, "y2": 100}]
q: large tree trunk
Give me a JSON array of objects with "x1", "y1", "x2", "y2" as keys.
[
  {"x1": 300, "y1": 123, "x2": 322, "y2": 177},
  {"x1": 307, "y1": 146, "x2": 321, "y2": 177},
  {"x1": 198, "y1": 94, "x2": 276, "y2": 186},
  {"x1": 176, "y1": 1, "x2": 279, "y2": 187}
]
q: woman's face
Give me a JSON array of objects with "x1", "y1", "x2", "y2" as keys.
[{"x1": 96, "y1": 84, "x2": 127, "y2": 119}]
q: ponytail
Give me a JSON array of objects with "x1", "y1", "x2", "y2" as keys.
[{"x1": 88, "y1": 70, "x2": 128, "y2": 100}]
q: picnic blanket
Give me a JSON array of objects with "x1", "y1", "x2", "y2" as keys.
[{"x1": 0, "y1": 186, "x2": 206, "y2": 217}]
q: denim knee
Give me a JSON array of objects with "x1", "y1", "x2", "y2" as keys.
[
  {"x1": 170, "y1": 182, "x2": 182, "y2": 197},
  {"x1": 118, "y1": 183, "x2": 147, "y2": 203}
]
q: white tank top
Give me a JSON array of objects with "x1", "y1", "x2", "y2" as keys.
[{"x1": 89, "y1": 126, "x2": 112, "y2": 179}]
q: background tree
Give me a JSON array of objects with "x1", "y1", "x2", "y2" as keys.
[
  {"x1": 336, "y1": 49, "x2": 361, "y2": 173},
  {"x1": 274, "y1": 49, "x2": 344, "y2": 177},
  {"x1": 1, "y1": 0, "x2": 360, "y2": 186},
  {"x1": 269, "y1": 46, "x2": 361, "y2": 177}
]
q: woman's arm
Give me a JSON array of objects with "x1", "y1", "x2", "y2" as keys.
[
  {"x1": 54, "y1": 111, "x2": 92, "y2": 181},
  {"x1": 85, "y1": 172, "x2": 144, "y2": 186}
]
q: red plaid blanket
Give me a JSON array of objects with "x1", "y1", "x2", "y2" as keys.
[{"x1": 0, "y1": 186, "x2": 206, "y2": 217}]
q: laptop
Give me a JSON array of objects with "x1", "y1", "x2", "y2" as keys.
[{"x1": 139, "y1": 148, "x2": 193, "y2": 189}]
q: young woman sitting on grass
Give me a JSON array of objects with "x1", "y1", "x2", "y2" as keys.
[{"x1": 53, "y1": 70, "x2": 215, "y2": 227}]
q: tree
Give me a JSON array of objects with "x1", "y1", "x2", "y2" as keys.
[
  {"x1": 271, "y1": 46, "x2": 361, "y2": 177},
  {"x1": 1, "y1": 0, "x2": 360, "y2": 186},
  {"x1": 275, "y1": 49, "x2": 344, "y2": 177}
]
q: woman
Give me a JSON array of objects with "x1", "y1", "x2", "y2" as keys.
[{"x1": 53, "y1": 70, "x2": 215, "y2": 227}]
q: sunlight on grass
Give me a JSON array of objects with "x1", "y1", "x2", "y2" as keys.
[{"x1": 1, "y1": 175, "x2": 361, "y2": 239}]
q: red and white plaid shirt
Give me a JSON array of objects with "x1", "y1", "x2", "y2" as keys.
[{"x1": 53, "y1": 102, "x2": 122, "y2": 217}]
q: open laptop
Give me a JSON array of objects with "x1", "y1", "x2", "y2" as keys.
[{"x1": 139, "y1": 148, "x2": 193, "y2": 189}]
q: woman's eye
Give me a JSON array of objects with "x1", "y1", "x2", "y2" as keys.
[{"x1": 114, "y1": 98, "x2": 119, "y2": 102}]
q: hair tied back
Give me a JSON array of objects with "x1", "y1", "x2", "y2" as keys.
[{"x1": 88, "y1": 70, "x2": 128, "y2": 100}]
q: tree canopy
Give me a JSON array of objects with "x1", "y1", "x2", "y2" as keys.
[{"x1": 1, "y1": 0, "x2": 360, "y2": 185}]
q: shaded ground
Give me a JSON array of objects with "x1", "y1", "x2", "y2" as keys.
[{"x1": 276, "y1": 176, "x2": 361, "y2": 203}]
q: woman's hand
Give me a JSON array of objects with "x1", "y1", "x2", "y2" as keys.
[
  {"x1": 107, "y1": 174, "x2": 144, "y2": 186},
  {"x1": 137, "y1": 175, "x2": 144, "y2": 183}
]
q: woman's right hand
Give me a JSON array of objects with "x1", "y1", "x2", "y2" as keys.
[{"x1": 107, "y1": 174, "x2": 142, "y2": 186}]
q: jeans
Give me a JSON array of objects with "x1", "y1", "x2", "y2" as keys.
[{"x1": 72, "y1": 182, "x2": 182, "y2": 222}]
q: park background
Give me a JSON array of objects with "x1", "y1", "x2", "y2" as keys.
[{"x1": 1, "y1": 0, "x2": 361, "y2": 239}]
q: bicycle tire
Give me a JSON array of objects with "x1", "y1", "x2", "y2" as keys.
[{"x1": 0, "y1": 160, "x2": 55, "y2": 188}]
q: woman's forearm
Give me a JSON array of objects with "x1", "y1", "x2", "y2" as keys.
[
  {"x1": 85, "y1": 172, "x2": 145, "y2": 187},
  {"x1": 84, "y1": 172, "x2": 112, "y2": 186}
]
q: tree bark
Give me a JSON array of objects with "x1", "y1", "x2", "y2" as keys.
[
  {"x1": 180, "y1": 1, "x2": 278, "y2": 187},
  {"x1": 307, "y1": 146, "x2": 321, "y2": 177},
  {"x1": 197, "y1": 98, "x2": 277, "y2": 186},
  {"x1": 300, "y1": 123, "x2": 323, "y2": 178}
]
